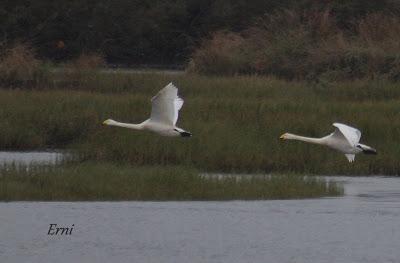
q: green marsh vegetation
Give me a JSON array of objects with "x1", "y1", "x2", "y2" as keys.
[
  {"x1": 0, "y1": 164, "x2": 343, "y2": 201},
  {"x1": 0, "y1": 72, "x2": 397, "y2": 175},
  {"x1": 0, "y1": 66, "x2": 348, "y2": 200}
]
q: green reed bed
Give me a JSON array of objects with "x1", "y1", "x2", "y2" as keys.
[
  {"x1": 0, "y1": 163, "x2": 343, "y2": 201},
  {"x1": 0, "y1": 73, "x2": 399, "y2": 174}
]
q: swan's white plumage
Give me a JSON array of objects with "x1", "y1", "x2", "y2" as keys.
[
  {"x1": 332, "y1": 123, "x2": 361, "y2": 147},
  {"x1": 150, "y1": 83, "x2": 183, "y2": 126},
  {"x1": 173, "y1": 97, "x2": 184, "y2": 126},
  {"x1": 280, "y1": 122, "x2": 376, "y2": 162},
  {"x1": 103, "y1": 82, "x2": 191, "y2": 137}
]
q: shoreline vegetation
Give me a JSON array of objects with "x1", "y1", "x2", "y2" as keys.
[{"x1": 0, "y1": 164, "x2": 343, "y2": 201}]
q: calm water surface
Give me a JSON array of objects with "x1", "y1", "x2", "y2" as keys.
[
  {"x1": 0, "y1": 151, "x2": 64, "y2": 166},
  {"x1": 0, "y1": 176, "x2": 400, "y2": 263}
]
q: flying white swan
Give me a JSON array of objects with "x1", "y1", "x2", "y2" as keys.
[
  {"x1": 280, "y1": 123, "x2": 377, "y2": 162},
  {"x1": 103, "y1": 82, "x2": 192, "y2": 137}
]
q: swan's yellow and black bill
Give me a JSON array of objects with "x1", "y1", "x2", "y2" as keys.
[{"x1": 280, "y1": 134, "x2": 286, "y2": 140}]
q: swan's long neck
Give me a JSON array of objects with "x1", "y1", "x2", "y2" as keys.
[
  {"x1": 285, "y1": 134, "x2": 326, "y2": 145},
  {"x1": 106, "y1": 120, "x2": 144, "y2": 130}
]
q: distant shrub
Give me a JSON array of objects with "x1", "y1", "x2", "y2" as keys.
[
  {"x1": 0, "y1": 43, "x2": 49, "y2": 87},
  {"x1": 189, "y1": 10, "x2": 400, "y2": 81},
  {"x1": 70, "y1": 53, "x2": 105, "y2": 70},
  {"x1": 64, "y1": 53, "x2": 105, "y2": 88},
  {"x1": 187, "y1": 32, "x2": 250, "y2": 75}
]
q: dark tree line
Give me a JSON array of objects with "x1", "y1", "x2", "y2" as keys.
[{"x1": 0, "y1": 0, "x2": 398, "y2": 65}]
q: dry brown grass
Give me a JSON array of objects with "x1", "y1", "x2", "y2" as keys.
[
  {"x1": 358, "y1": 13, "x2": 400, "y2": 48},
  {"x1": 188, "y1": 31, "x2": 249, "y2": 75},
  {"x1": 69, "y1": 52, "x2": 105, "y2": 70},
  {"x1": 189, "y1": 10, "x2": 400, "y2": 81},
  {"x1": 0, "y1": 43, "x2": 47, "y2": 86},
  {"x1": 63, "y1": 52, "x2": 106, "y2": 88}
]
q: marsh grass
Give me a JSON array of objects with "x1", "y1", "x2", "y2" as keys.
[
  {"x1": 0, "y1": 163, "x2": 343, "y2": 201},
  {"x1": 0, "y1": 73, "x2": 398, "y2": 174}
]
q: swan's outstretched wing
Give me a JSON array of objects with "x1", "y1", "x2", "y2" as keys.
[
  {"x1": 150, "y1": 83, "x2": 183, "y2": 126},
  {"x1": 345, "y1": 154, "x2": 355, "y2": 162},
  {"x1": 332, "y1": 123, "x2": 361, "y2": 147},
  {"x1": 173, "y1": 97, "x2": 184, "y2": 125}
]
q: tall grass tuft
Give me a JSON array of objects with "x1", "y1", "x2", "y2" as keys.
[
  {"x1": 187, "y1": 32, "x2": 250, "y2": 75},
  {"x1": 0, "y1": 163, "x2": 343, "y2": 201},
  {"x1": 71, "y1": 53, "x2": 106, "y2": 69},
  {"x1": 0, "y1": 43, "x2": 50, "y2": 87},
  {"x1": 63, "y1": 53, "x2": 106, "y2": 89}
]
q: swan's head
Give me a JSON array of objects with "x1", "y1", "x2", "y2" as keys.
[
  {"x1": 102, "y1": 119, "x2": 117, "y2": 126},
  {"x1": 280, "y1": 133, "x2": 295, "y2": 140}
]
